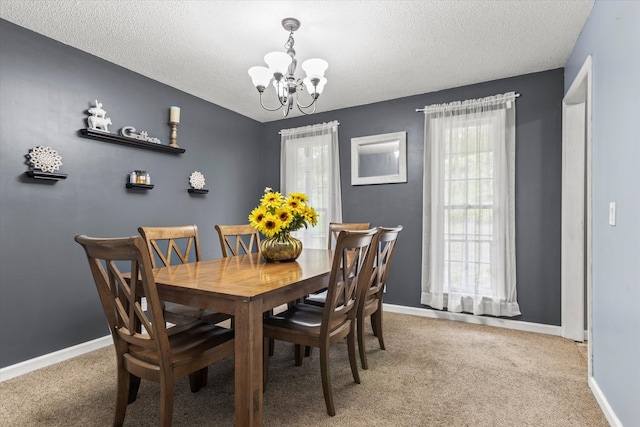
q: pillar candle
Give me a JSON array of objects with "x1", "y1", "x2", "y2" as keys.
[{"x1": 169, "y1": 106, "x2": 181, "y2": 123}]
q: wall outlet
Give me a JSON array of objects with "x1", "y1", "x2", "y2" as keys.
[
  {"x1": 609, "y1": 202, "x2": 616, "y2": 226},
  {"x1": 140, "y1": 297, "x2": 147, "y2": 312}
]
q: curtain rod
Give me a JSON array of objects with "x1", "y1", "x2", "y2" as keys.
[
  {"x1": 415, "y1": 92, "x2": 520, "y2": 113},
  {"x1": 279, "y1": 120, "x2": 340, "y2": 135}
]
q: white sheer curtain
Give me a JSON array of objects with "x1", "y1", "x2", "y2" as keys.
[
  {"x1": 280, "y1": 121, "x2": 342, "y2": 249},
  {"x1": 421, "y1": 92, "x2": 520, "y2": 317}
]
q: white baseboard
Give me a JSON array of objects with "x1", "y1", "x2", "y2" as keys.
[
  {"x1": 383, "y1": 303, "x2": 564, "y2": 336},
  {"x1": 0, "y1": 335, "x2": 112, "y2": 382},
  {"x1": 589, "y1": 376, "x2": 623, "y2": 427}
]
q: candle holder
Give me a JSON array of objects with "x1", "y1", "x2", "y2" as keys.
[{"x1": 169, "y1": 121, "x2": 180, "y2": 148}]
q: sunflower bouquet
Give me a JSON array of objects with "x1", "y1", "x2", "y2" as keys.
[{"x1": 249, "y1": 187, "x2": 318, "y2": 239}]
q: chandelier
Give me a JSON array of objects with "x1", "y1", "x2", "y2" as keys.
[{"x1": 248, "y1": 18, "x2": 328, "y2": 117}]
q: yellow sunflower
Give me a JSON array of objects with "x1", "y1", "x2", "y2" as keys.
[
  {"x1": 285, "y1": 196, "x2": 304, "y2": 212},
  {"x1": 261, "y1": 191, "x2": 284, "y2": 209},
  {"x1": 289, "y1": 192, "x2": 309, "y2": 204},
  {"x1": 304, "y1": 206, "x2": 319, "y2": 226},
  {"x1": 260, "y1": 213, "x2": 283, "y2": 237},
  {"x1": 248, "y1": 206, "x2": 267, "y2": 228},
  {"x1": 275, "y1": 206, "x2": 293, "y2": 228}
]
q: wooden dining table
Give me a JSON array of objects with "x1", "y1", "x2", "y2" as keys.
[{"x1": 150, "y1": 248, "x2": 334, "y2": 426}]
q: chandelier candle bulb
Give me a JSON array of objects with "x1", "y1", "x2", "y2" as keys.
[
  {"x1": 301, "y1": 58, "x2": 328, "y2": 80},
  {"x1": 248, "y1": 66, "x2": 273, "y2": 91},
  {"x1": 264, "y1": 52, "x2": 292, "y2": 77},
  {"x1": 169, "y1": 106, "x2": 180, "y2": 124}
]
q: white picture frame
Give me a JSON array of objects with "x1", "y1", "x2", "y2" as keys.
[{"x1": 351, "y1": 131, "x2": 407, "y2": 185}]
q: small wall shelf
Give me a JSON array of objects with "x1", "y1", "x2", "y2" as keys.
[
  {"x1": 188, "y1": 188, "x2": 209, "y2": 194},
  {"x1": 25, "y1": 171, "x2": 68, "y2": 180},
  {"x1": 126, "y1": 183, "x2": 154, "y2": 190},
  {"x1": 79, "y1": 129, "x2": 185, "y2": 154}
]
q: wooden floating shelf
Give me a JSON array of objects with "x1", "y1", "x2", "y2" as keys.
[
  {"x1": 79, "y1": 129, "x2": 185, "y2": 154},
  {"x1": 188, "y1": 188, "x2": 209, "y2": 194},
  {"x1": 25, "y1": 171, "x2": 68, "y2": 180},
  {"x1": 126, "y1": 183, "x2": 154, "y2": 190}
]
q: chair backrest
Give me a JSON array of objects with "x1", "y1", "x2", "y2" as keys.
[
  {"x1": 138, "y1": 225, "x2": 202, "y2": 268},
  {"x1": 360, "y1": 225, "x2": 403, "y2": 308},
  {"x1": 322, "y1": 228, "x2": 379, "y2": 334},
  {"x1": 215, "y1": 224, "x2": 261, "y2": 257},
  {"x1": 74, "y1": 235, "x2": 171, "y2": 365},
  {"x1": 327, "y1": 222, "x2": 371, "y2": 250}
]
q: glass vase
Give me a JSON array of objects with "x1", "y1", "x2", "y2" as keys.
[{"x1": 260, "y1": 233, "x2": 303, "y2": 263}]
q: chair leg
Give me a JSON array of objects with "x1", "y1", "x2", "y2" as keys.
[
  {"x1": 347, "y1": 325, "x2": 361, "y2": 384},
  {"x1": 188, "y1": 367, "x2": 207, "y2": 392},
  {"x1": 372, "y1": 309, "x2": 385, "y2": 350},
  {"x1": 264, "y1": 310, "x2": 275, "y2": 356},
  {"x1": 358, "y1": 312, "x2": 369, "y2": 370},
  {"x1": 319, "y1": 344, "x2": 336, "y2": 416},
  {"x1": 115, "y1": 367, "x2": 130, "y2": 426},
  {"x1": 294, "y1": 344, "x2": 304, "y2": 366},
  {"x1": 263, "y1": 336, "x2": 270, "y2": 391},
  {"x1": 158, "y1": 376, "x2": 175, "y2": 427},
  {"x1": 127, "y1": 374, "x2": 141, "y2": 404},
  {"x1": 370, "y1": 313, "x2": 378, "y2": 336},
  {"x1": 200, "y1": 367, "x2": 208, "y2": 387}
]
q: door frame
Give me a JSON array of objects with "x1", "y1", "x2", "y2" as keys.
[{"x1": 561, "y1": 56, "x2": 592, "y2": 375}]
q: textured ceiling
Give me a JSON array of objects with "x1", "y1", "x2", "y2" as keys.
[{"x1": 0, "y1": 0, "x2": 594, "y2": 123}]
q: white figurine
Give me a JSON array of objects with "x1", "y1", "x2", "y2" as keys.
[
  {"x1": 87, "y1": 100, "x2": 112, "y2": 132},
  {"x1": 88, "y1": 100, "x2": 106, "y2": 118},
  {"x1": 88, "y1": 116, "x2": 112, "y2": 131}
]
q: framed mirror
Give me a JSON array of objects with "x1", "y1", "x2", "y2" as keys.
[{"x1": 351, "y1": 131, "x2": 407, "y2": 185}]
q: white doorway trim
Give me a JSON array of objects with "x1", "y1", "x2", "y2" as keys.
[{"x1": 561, "y1": 56, "x2": 593, "y2": 375}]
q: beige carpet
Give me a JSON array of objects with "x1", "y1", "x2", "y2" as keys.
[{"x1": 0, "y1": 312, "x2": 608, "y2": 426}]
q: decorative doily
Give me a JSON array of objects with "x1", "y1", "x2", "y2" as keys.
[
  {"x1": 189, "y1": 171, "x2": 206, "y2": 190},
  {"x1": 28, "y1": 146, "x2": 63, "y2": 173}
]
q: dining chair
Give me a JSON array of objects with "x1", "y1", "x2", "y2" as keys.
[
  {"x1": 327, "y1": 222, "x2": 371, "y2": 249},
  {"x1": 299, "y1": 221, "x2": 372, "y2": 359},
  {"x1": 138, "y1": 225, "x2": 231, "y2": 326},
  {"x1": 262, "y1": 228, "x2": 379, "y2": 416},
  {"x1": 214, "y1": 223, "x2": 276, "y2": 354},
  {"x1": 214, "y1": 224, "x2": 261, "y2": 257},
  {"x1": 356, "y1": 225, "x2": 402, "y2": 369},
  {"x1": 304, "y1": 221, "x2": 371, "y2": 306},
  {"x1": 305, "y1": 221, "x2": 370, "y2": 302},
  {"x1": 305, "y1": 226, "x2": 403, "y2": 369},
  {"x1": 74, "y1": 234, "x2": 235, "y2": 427}
]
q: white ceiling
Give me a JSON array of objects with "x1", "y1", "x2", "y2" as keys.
[{"x1": 0, "y1": 0, "x2": 594, "y2": 123}]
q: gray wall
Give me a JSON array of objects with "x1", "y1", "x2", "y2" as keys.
[
  {"x1": 0, "y1": 20, "x2": 263, "y2": 367},
  {"x1": 261, "y1": 69, "x2": 564, "y2": 326},
  {"x1": 565, "y1": 1, "x2": 640, "y2": 424}
]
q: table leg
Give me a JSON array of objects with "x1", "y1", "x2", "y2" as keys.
[{"x1": 234, "y1": 298, "x2": 264, "y2": 427}]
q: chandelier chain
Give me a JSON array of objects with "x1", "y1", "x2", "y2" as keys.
[{"x1": 285, "y1": 31, "x2": 295, "y2": 50}]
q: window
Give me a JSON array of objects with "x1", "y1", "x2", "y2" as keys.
[
  {"x1": 421, "y1": 93, "x2": 520, "y2": 317},
  {"x1": 280, "y1": 121, "x2": 342, "y2": 248},
  {"x1": 444, "y1": 117, "x2": 497, "y2": 297}
]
